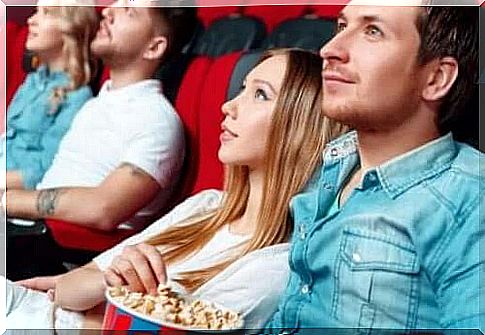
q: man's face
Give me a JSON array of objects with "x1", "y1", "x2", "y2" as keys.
[
  {"x1": 91, "y1": 0, "x2": 159, "y2": 65},
  {"x1": 320, "y1": 2, "x2": 426, "y2": 131}
]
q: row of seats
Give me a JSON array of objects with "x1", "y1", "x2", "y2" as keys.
[{"x1": 6, "y1": 5, "x2": 341, "y2": 253}]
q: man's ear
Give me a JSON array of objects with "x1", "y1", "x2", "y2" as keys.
[
  {"x1": 421, "y1": 57, "x2": 458, "y2": 102},
  {"x1": 143, "y1": 36, "x2": 168, "y2": 61}
]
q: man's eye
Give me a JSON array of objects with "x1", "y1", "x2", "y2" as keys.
[
  {"x1": 335, "y1": 21, "x2": 346, "y2": 34},
  {"x1": 365, "y1": 25, "x2": 383, "y2": 37},
  {"x1": 255, "y1": 89, "x2": 268, "y2": 101}
]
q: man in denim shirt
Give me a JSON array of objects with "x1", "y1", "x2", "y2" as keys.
[{"x1": 268, "y1": 1, "x2": 483, "y2": 332}]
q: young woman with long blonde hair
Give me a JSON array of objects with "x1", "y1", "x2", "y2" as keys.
[
  {"x1": 7, "y1": 48, "x2": 348, "y2": 330},
  {"x1": 3, "y1": 0, "x2": 98, "y2": 190}
]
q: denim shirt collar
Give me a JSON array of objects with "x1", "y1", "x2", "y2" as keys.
[
  {"x1": 33, "y1": 65, "x2": 69, "y2": 89},
  {"x1": 323, "y1": 131, "x2": 457, "y2": 199}
]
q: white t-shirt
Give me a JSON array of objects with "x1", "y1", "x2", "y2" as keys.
[
  {"x1": 6, "y1": 190, "x2": 290, "y2": 331},
  {"x1": 37, "y1": 80, "x2": 185, "y2": 230}
]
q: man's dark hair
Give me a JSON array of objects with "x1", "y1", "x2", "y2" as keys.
[
  {"x1": 416, "y1": 5, "x2": 479, "y2": 135},
  {"x1": 155, "y1": 5, "x2": 198, "y2": 62}
]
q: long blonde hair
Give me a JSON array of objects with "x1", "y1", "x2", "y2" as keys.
[
  {"x1": 147, "y1": 49, "x2": 348, "y2": 292},
  {"x1": 38, "y1": 1, "x2": 99, "y2": 111}
]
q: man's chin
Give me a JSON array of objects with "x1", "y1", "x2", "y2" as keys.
[{"x1": 90, "y1": 42, "x2": 111, "y2": 59}]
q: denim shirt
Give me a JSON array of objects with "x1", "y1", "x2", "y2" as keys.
[
  {"x1": 4, "y1": 66, "x2": 92, "y2": 189},
  {"x1": 268, "y1": 131, "x2": 484, "y2": 331}
]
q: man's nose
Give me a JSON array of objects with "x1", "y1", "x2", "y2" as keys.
[
  {"x1": 319, "y1": 32, "x2": 350, "y2": 65},
  {"x1": 27, "y1": 12, "x2": 38, "y2": 26},
  {"x1": 102, "y1": 6, "x2": 114, "y2": 23}
]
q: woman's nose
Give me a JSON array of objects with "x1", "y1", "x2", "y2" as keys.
[{"x1": 222, "y1": 98, "x2": 238, "y2": 119}]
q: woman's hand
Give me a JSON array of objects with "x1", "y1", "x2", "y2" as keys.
[{"x1": 105, "y1": 243, "x2": 167, "y2": 295}]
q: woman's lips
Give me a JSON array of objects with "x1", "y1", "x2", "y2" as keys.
[
  {"x1": 220, "y1": 131, "x2": 236, "y2": 142},
  {"x1": 220, "y1": 125, "x2": 238, "y2": 142}
]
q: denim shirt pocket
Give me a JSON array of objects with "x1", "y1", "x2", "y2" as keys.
[{"x1": 332, "y1": 227, "x2": 420, "y2": 329}]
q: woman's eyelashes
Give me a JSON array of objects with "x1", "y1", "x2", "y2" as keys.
[
  {"x1": 238, "y1": 81, "x2": 272, "y2": 102},
  {"x1": 255, "y1": 88, "x2": 269, "y2": 101}
]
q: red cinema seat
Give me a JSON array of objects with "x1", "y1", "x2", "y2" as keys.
[
  {"x1": 192, "y1": 51, "x2": 243, "y2": 194},
  {"x1": 174, "y1": 56, "x2": 214, "y2": 198},
  {"x1": 196, "y1": 5, "x2": 240, "y2": 28},
  {"x1": 45, "y1": 219, "x2": 134, "y2": 252},
  {"x1": 309, "y1": 4, "x2": 346, "y2": 19},
  {"x1": 6, "y1": 22, "x2": 28, "y2": 108},
  {"x1": 99, "y1": 66, "x2": 110, "y2": 87},
  {"x1": 243, "y1": 5, "x2": 307, "y2": 32}
]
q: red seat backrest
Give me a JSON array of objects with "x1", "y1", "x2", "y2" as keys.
[
  {"x1": 196, "y1": 5, "x2": 241, "y2": 28},
  {"x1": 99, "y1": 66, "x2": 110, "y2": 87},
  {"x1": 0, "y1": 22, "x2": 7, "y2": 133},
  {"x1": 6, "y1": 22, "x2": 28, "y2": 108},
  {"x1": 192, "y1": 51, "x2": 243, "y2": 194},
  {"x1": 309, "y1": 4, "x2": 346, "y2": 19},
  {"x1": 46, "y1": 219, "x2": 134, "y2": 251},
  {"x1": 243, "y1": 5, "x2": 307, "y2": 32},
  {"x1": 173, "y1": 56, "x2": 214, "y2": 200}
]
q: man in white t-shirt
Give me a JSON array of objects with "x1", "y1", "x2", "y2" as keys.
[{"x1": 5, "y1": 1, "x2": 197, "y2": 233}]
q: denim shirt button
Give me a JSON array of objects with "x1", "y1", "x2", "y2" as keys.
[
  {"x1": 352, "y1": 252, "x2": 362, "y2": 262},
  {"x1": 6, "y1": 128, "x2": 16, "y2": 138},
  {"x1": 330, "y1": 148, "x2": 339, "y2": 156},
  {"x1": 301, "y1": 284, "x2": 310, "y2": 294},
  {"x1": 299, "y1": 225, "x2": 306, "y2": 240}
]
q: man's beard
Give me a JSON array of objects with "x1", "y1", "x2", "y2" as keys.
[{"x1": 322, "y1": 100, "x2": 410, "y2": 132}]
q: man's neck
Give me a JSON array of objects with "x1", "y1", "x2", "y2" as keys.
[
  {"x1": 108, "y1": 63, "x2": 155, "y2": 90},
  {"x1": 357, "y1": 122, "x2": 440, "y2": 173}
]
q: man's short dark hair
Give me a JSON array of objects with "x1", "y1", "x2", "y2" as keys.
[
  {"x1": 154, "y1": 4, "x2": 197, "y2": 62},
  {"x1": 416, "y1": 5, "x2": 479, "y2": 135}
]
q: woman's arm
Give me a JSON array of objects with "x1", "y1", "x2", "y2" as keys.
[{"x1": 54, "y1": 261, "x2": 106, "y2": 311}]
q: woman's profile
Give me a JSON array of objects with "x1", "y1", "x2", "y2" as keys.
[{"x1": 3, "y1": 0, "x2": 99, "y2": 190}]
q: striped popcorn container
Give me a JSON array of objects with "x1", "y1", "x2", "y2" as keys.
[
  {"x1": 102, "y1": 301, "x2": 189, "y2": 334},
  {"x1": 102, "y1": 290, "x2": 245, "y2": 335}
]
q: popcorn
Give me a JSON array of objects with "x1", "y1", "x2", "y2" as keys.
[{"x1": 107, "y1": 284, "x2": 241, "y2": 330}]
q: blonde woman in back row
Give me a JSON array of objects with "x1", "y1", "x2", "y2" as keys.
[
  {"x1": 7, "y1": 49, "x2": 348, "y2": 331},
  {"x1": 2, "y1": 0, "x2": 98, "y2": 190}
]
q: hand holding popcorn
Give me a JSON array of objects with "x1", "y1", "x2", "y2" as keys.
[{"x1": 105, "y1": 243, "x2": 167, "y2": 295}]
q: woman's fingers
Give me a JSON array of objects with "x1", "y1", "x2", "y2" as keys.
[
  {"x1": 136, "y1": 243, "x2": 167, "y2": 287},
  {"x1": 122, "y1": 245, "x2": 159, "y2": 295},
  {"x1": 104, "y1": 266, "x2": 126, "y2": 288},
  {"x1": 106, "y1": 244, "x2": 166, "y2": 295},
  {"x1": 114, "y1": 256, "x2": 146, "y2": 293}
]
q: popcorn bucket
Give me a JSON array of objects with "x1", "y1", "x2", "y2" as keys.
[{"x1": 102, "y1": 289, "x2": 244, "y2": 335}]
